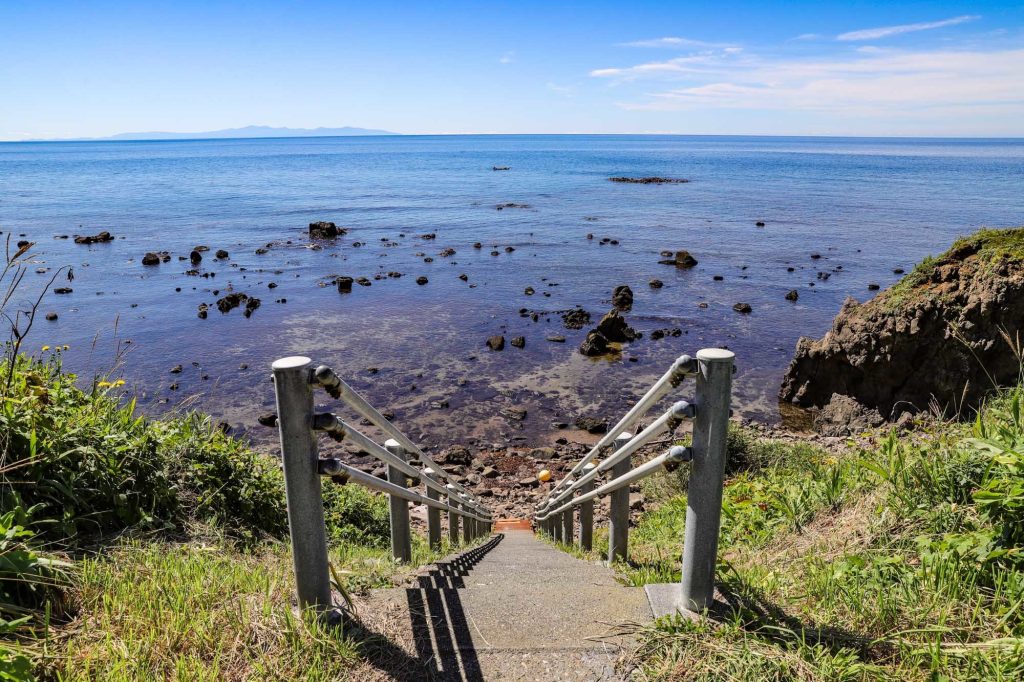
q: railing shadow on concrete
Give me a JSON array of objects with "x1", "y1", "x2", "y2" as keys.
[
  {"x1": 271, "y1": 356, "x2": 495, "y2": 615},
  {"x1": 533, "y1": 348, "x2": 735, "y2": 615}
]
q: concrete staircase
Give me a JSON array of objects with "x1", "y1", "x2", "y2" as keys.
[{"x1": 361, "y1": 530, "x2": 652, "y2": 681}]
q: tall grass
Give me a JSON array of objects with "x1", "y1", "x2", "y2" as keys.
[{"x1": 624, "y1": 397, "x2": 1024, "y2": 680}]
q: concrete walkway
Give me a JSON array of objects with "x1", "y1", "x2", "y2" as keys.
[{"x1": 358, "y1": 531, "x2": 652, "y2": 681}]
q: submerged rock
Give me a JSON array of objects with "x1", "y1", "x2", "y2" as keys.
[
  {"x1": 309, "y1": 221, "x2": 345, "y2": 238},
  {"x1": 561, "y1": 308, "x2": 591, "y2": 330},
  {"x1": 659, "y1": 250, "x2": 698, "y2": 267},
  {"x1": 486, "y1": 335, "x2": 505, "y2": 351}
]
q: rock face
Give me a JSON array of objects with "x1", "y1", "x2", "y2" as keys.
[{"x1": 781, "y1": 228, "x2": 1024, "y2": 418}]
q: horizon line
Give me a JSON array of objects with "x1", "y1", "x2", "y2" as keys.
[{"x1": 5, "y1": 132, "x2": 1024, "y2": 144}]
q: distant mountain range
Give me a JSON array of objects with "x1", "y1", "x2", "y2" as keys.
[{"x1": 50, "y1": 125, "x2": 397, "y2": 142}]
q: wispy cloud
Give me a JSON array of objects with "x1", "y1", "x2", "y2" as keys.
[
  {"x1": 608, "y1": 47, "x2": 1024, "y2": 120},
  {"x1": 499, "y1": 51, "x2": 514, "y2": 64},
  {"x1": 591, "y1": 48, "x2": 743, "y2": 78},
  {"x1": 836, "y1": 15, "x2": 979, "y2": 41},
  {"x1": 618, "y1": 36, "x2": 732, "y2": 49}
]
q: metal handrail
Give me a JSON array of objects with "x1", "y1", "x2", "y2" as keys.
[
  {"x1": 313, "y1": 365, "x2": 489, "y2": 513},
  {"x1": 271, "y1": 355, "x2": 494, "y2": 615},
  {"x1": 536, "y1": 445, "x2": 692, "y2": 519},
  {"x1": 534, "y1": 348, "x2": 735, "y2": 615},
  {"x1": 318, "y1": 458, "x2": 491, "y2": 522},
  {"x1": 538, "y1": 399, "x2": 694, "y2": 514},
  {"x1": 541, "y1": 354, "x2": 696, "y2": 502}
]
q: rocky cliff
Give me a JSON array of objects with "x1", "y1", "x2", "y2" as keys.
[{"x1": 780, "y1": 228, "x2": 1024, "y2": 419}]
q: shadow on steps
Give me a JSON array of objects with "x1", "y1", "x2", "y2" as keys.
[{"x1": 355, "y1": 534, "x2": 505, "y2": 681}]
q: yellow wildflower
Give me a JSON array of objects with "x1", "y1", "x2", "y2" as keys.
[
  {"x1": 97, "y1": 381, "x2": 112, "y2": 388},
  {"x1": 113, "y1": 379, "x2": 126, "y2": 387},
  {"x1": 63, "y1": 345, "x2": 70, "y2": 350},
  {"x1": 41, "y1": 345, "x2": 50, "y2": 351}
]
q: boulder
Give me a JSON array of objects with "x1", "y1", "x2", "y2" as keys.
[
  {"x1": 578, "y1": 330, "x2": 609, "y2": 356},
  {"x1": 73, "y1": 231, "x2": 114, "y2": 244},
  {"x1": 309, "y1": 221, "x2": 345, "y2": 238},
  {"x1": 141, "y1": 252, "x2": 161, "y2": 265},
  {"x1": 575, "y1": 416, "x2": 607, "y2": 434},
  {"x1": 486, "y1": 335, "x2": 505, "y2": 351},
  {"x1": 813, "y1": 394, "x2": 884, "y2": 437},
  {"x1": 561, "y1": 308, "x2": 591, "y2": 330},
  {"x1": 595, "y1": 310, "x2": 637, "y2": 342},
  {"x1": 659, "y1": 250, "x2": 698, "y2": 267},
  {"x1": 611, "y1": 285, "x2": 633, "y2": 310},
  {"x1": 510, "y1": 336, "x2": 526, "y2": 349},
  {"x1": 781, "y1": 228, "x2": 1024, "y2": 418},
  {"x1": 336, "y1": 276, "x2": 354, "y2": 293},
  {"x1": 785, "y1": 289, "x2": 799, "y2": 301}
]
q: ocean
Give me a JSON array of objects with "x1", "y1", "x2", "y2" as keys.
[{"x1": 2, "y1": 134, "x2": 1022, "y2": 445}]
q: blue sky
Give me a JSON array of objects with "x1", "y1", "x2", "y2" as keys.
[{"x1": 2, "y1": 1, "x2": 1023, "y2": 139}]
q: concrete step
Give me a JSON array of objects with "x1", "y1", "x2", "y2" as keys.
[{"x1": 359, "y1": 530, "x2": 651, "y2": 680}]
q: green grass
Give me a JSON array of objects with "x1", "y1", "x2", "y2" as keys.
[
  {"x1": 882, "y1": 226, "x2": 1024, "y2": 311},
  {"x1": 609, "y1": 401, "x2": 1024, "y2": 680},
  {"x1": 0, "y1": 354, "x2": 453, "y2": 679}
]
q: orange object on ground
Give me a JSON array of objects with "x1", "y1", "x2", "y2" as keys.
[
  {"x1": 494, "y1": 518, "x2": 533, "y2": 532},
  {"x1": 537, "y1": 469, "x2": 552, "y2": 482}
]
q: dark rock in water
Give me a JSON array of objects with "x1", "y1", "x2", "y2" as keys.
[
  {"x1": 193, "y1": 245, "x2": 210, "y2": 252},
  {"x1": 510, "y1": 336, "x2": 526, "y2": 349},
  {"x1": 309, "y1": 221, "x2": 345, "y2": 238},
  {"x1": 659, "y1": 250, "x2": 698, "y2": 267},
  {"x1": 713, "y1": 275, "x2": 724, "y2": 281},
  {"x1": 496, "y1": 203, "x2": 530, "y2": 210},
  {"x1": 785, "y1": 289, "x2": 799, "y2": 301},
  {"x1": 473, "y1": 242, "x2": 482, "y2": 249},
  {"x1": 649, "y1": 279, "x2": 664, "y2": 289},
  {"x1": 356, "y1": 277, "x2": 371, "y2": 286},
  {"x1": 215, "y1": 249, "x2": 229, "y2": 259},
  {"x1": 578, "y1": 330, "x2": 610, "y2": 356},
  {"x1": 336, "y1": 276, "x2": 354, "y2": 293},
  {"x1": 561, "y1": 308, "x2": 591, "y2": 330},
  {"x1": 255, "y1": 248, "x2": 268, "y2": 255},
  {"x1": 73, "y1": 231, "x2": 113, "y2": 244},
  {"x1": 611, "y1": 285, "x2": 633, "y2": 310},
  {"x1": 45, "y1": 312, "x2": 58, "y2": 321},
  {"x1": 458, "y1": 274, "x2": 469, "y2": 281},
  {"x1": 546, "y1": 335, "x2": 566, "y2": 343},
  {"x1": 416, "y1": 276, "x2": 429, "y2": 285},
  {"x1": 190, "y1": 250, "x2": 202, "y2": 265},
  {"x1": 813, "y1": 394, "x2": 884, "y2": 436},
  {"x1": 216, "y1": 292, "x2": 246, "y2": 313},
  {"x1": 439, "y1": 247, "x2": 456, "y2": 257},
  {"x1": 197, "y1": 303, "x2": 209, "y2": 319},
  {"x1": 243, "y1": 298, "x2": 261, "y2": 318},
  {"x1": 595, "y1": 309, "x2": 637, "y2": 342},
  {"x1": 867, "y1": 283, "x2": 880, "y2": 291},
  {"x1": 141, "y1": 252, "x2": 161, "y2": 265},
  {"x1": 575, "y1": 416, "x2": 607, "y2": 434},
  {"x1": 257, "y1": 413, "x2": 278, "y2": 428},
  {"x1": 733, "y1": 302, "x2": 752, "y2": 313},
  {"x1": 608, "y1": 177, "x2": 689, "y2": 184},
  {"x1": 780, "y1": 228, "x2": 1024, "y2": 419},
  {"x1": 170, "y1": 364, "x2": 183, "y2": 374},
  {"x1": 486, "y1": 335, "x2": 505, "y2": 351},
  {"x1": 893, "y1": 268, "x2": 905, "y2": 274},
  {"x1": 54, "y1": 287, "x2": 73, "y2": 294},
  {"x1": 650, "y1": 327, "x2": 682, "y2": 341},
  {"x1": 524, "y1": 286, "x2": 535, "y2": 295},
  {"x1": 493, "y1": 166, "x2": 510, "y2": 171},
  {"x1": 756, "y1": 221, "x2": 766, "y2": 227}
]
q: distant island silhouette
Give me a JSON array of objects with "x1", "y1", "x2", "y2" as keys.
[{"x1": 31, "y1": 125, "x2": 397, "y2": 142}]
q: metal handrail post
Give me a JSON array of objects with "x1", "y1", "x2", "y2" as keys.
[
  {"x1": 447, "y1": 487, "x2": 460, "y2": 545},
  {"x1": 578, "y1": 462, "x2": 596, "y2": 550},
  {"x1": 461, "y1": 500, "x2": 472, "y2": 543},
  {"x1": 272, "y1": 357, "x2": 331, "y2": 612},
  {"x1": 424, "y1": 468, "x2": 442, "y2": 551},
  {"x1": 607, "y1": 432, "x2": 633, "y2": 563},
  {"x1": 385, "y1": 439, "x2": 412, "y2": 562},
  {"x1": 680, "y1": 349, "x2": 734, "y2": 611},
  {"x1": 561, "y1": 508, "x2": 573, "y2": 545}
]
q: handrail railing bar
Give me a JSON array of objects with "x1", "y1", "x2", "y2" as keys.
[
  {"x1": 325, "y1": 460, "x2": 492, "y2": 522},
  {"x1": 536, "y1": 446, "x2": 690, "y2": 520},
  {"x1": 542, "y1": 354, "x2": 694, "y2": 499},
  {"x1": 314, "y1": 366, "x2": 488, "y2": 510},
  {"x1": 313, "y1": 414, "x2": 434, "y2": 488},
  {"x1": 539, "y1": 400, "x2": 692, "y2": 512}
]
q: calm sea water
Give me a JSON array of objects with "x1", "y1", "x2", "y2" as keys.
[{"x1": 1, "y1": 135, "x2": 1022, "y2": 445}]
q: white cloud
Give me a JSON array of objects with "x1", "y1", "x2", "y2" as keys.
[
  {"x1": 591, "y1": 49, "x2": 744, "y2": 78},
  {"x1": 618, "y1": 36, "x2": 732, "y2": 49},
  {"x1": 611, "y1": 47, "x2": 1024, "y2": 120},
  {"x1": 499, "y1": 51, "x2": 514, "y2": 64},
  {"x1": 836, "y1": 15, "x2": 979, "y2": 41}
]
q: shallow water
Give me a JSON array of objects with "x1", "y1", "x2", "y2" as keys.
[{"x1": 2, "y1": 135, "x2": 1022, "y2": 446}]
